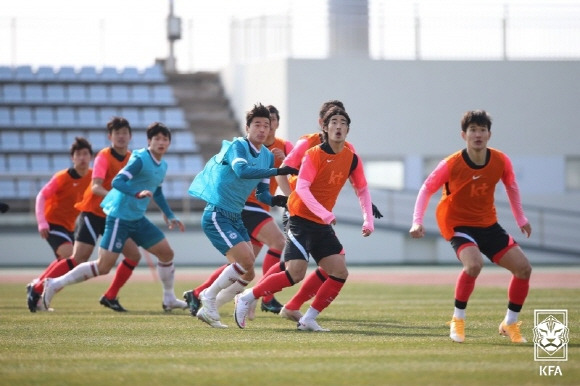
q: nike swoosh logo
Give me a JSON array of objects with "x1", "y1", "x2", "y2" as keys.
[
  {"x1": 326, "y1": 160, "x2": 333, "y2": 163},
  {"x1": 472, "y1": 175, "x2": 481, "y2": 180}
]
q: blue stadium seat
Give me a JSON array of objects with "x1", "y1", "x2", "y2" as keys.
[
  {"x1": 44, "y1": 132, "x2": 64, "y2": 150},
  {"x1": 0, "y1": 107, "x2": 11, "y2": 126},
  {"x1": 2, "y1": 84, "x2": 24, "y2": 104},
  {"x1": 57, "y1": 66, "x2": 77, "y2": 81},
  {"x1": 87, "y1": 131, "x2": 109, "y2": 151},
  {"x1": 183, "y1": 154, "x2": 204, "y2": 174},
  {"x1": 79, "y1": 66, "x2": 98, "y2": 82},
  {"x1": 7, "y1": 154, "x2": 29, "y2": 172},
  {"x1": 34, "y1": 107, "x2": 56, "y2": 128},
  {"x1": 120, "y1": 107, "x2": 143, "y2": 128},
  {"x1": 130, "y1": 85, "x2": 151, "y2": 105},
  {"x1": 88, "y1": 85, "x2": 108, "y2": 104},
  {"x1": 15, "y1": 65, "x2": 35, "y2": 81},
  {"x1": 143, "y1": 65, "x2": 166, "y2": 82},
  {"x1": 30, "y1": 154, "x2": 52, "y2": 172},
  {"x1": 0, "y1": 180, "x2": 17, "y2": 198},
  {"x1": 0, "y1": 66, "x2": 13, "y2": 81},
  {"x1": 13, "y1": 107, "x2": 34, "y2": 127},
  {"x1": 172, "y1": 131, "x2": 198, "y2": 151},
  {"x1": 130, "y1": 131, "x2": 148, "y2": 149},
  {"x1": 100, "y1": 66, "x2": 121, "y2": 82},
  {"x1": 142, "y1": 107, "x2": 163, "y2": 126},
  {"x1": 24, "y1": 84, "x2": 45, "y2": 104},
  {"x1": 0, "y1": 131, "x2": 20, "y2": 150},
  {"x1": 36, "y1": 66, "x2": 57, "y2": 81},
  {"x1": 98, "y1": 107, "x2": 120, "y2": 124},
  {"x1": 17, "y1": 179, "x2": 37, "y2": 198},
  {"x1": 151, "y1": 85, "x2": 175, "y2": 105},
  {"x1": 67, "y1": 85, "x2": 88, "y2": 104},
  {"x1": 121, "y1": 67, "x2": 140, "y2": 82},
  {"x1": 55, "y1": 107, "x2": 77, "y2": 128},
  {"x1": 46, "y1": 85, "x2": 66, "y2": 104},
  {"x1": 22, "y1": 131, "x2": 44, "y2": 150},
  {"x1": 78, "y1": 107, "x2": 100, "y2": 128},
  {"x1": 52, "y1": 154, "x2": 71, "y2": 170},
  {"x1": 163, "y1": 107, "x2": 187, "y2": 129},
  {"x1": 110, "y1": 85, "x2": 130, "y2": 104},
  {"x1": 163, "y1": 154, "x2": 182, "y2": 172}
]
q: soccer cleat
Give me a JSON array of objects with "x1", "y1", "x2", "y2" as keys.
[
  {"x1": 162, "y1": 298, "x2": 188, "y2": 312},
  {"x1": 447, "y1": 317, "x2": 465, "y2": 343},
  {"x1": 40, "y1": 278, "x2": 58, "y2": 311},
  {"x1": 199, "y1": 289, "x2": 220, "y2": 320},
  {"x1": 247, "y1": 297, "x2": 259, "y2": 321},
  {"x1": 280, "y1": 306, "x2": 302, "y2": 322},
  {"x1": 499, "y1": 321, "x2": 527, "y2": 343},
  {"x1": 99, "y1": 296, "x2": 128, "y2": 312},
  {"x1": 183, "y1": 290, "x2": 201, "y2": 316},
  {"x1": 261, "y1": 297, "x2": 283, "y2": 314},
  {"x1": 297, "y1": 318, "x2": 330, "y2": 332},
  {"x1": 197, "y1": 307, "x2": 228, "y2": 328},
  {"x1": 233, "y1": 290, "x2": 253, "y2": 329},
  {"x1": 27, "y1": 282, "x2": 41, "y2": 313},
  {"x1": 35, "y1": 299, "x2": 54, "y2": 312}
]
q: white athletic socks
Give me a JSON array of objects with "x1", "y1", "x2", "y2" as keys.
[
  {"x1": 216, "y1": 279, "x2": 249, "y2": 308},
  {"x1": 453, "y1": 307, "x2": 466, "y2": 320},
  {"x1": 157, "y1": 260, "x2": 176, "y2": 302},
  {"x1": 53, "y1": 261, "x2": 100, "y2": 289},
  {"x1": 205, "y1": 263, "x2": 246, "y2": 299}
]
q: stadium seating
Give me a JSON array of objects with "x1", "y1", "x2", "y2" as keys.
[{"x1": 0, "y1": 64, "x2": 201, "y2": 203}]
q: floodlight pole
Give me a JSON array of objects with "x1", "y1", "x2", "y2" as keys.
[{"x1": 166, "y1": 0, "x2": 182, "y2": 73}]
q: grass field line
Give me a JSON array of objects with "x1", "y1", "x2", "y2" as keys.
[{"x1": 1, "y1": 265, "x2": 578, "y2": 288}]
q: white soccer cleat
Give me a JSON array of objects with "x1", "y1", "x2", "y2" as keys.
[
  {"x1": 247, "y1": 297, "x2": 258, "y2": 321},
  {"x1": 40, "y1": 278, "x2": 58, "y2": 311},
  {"x1": 36, "y1": 299, "x2": 54, "y2": 312},
  {"x1": 162, "y1": 298, "x2": 188, "y2": 312},
  {"x1": 280, "y1": 306, "x2": 302, "y2": 322},
  {"x1": 233, "y1": 289, "x2": 253, "y2": 329},
  {"x1": 297, "y1": 317, "x2": 330, "y2": 332},
  {"x1": 197, "y1": 307, "x2": 228, "y2": 328},
  {"x1": 199, "y1": 289, "x2": 220, "y2": 320}
]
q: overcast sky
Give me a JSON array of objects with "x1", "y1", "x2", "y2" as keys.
[{"x1": 1, "y1": 0, "x2": 579, "y2": 72}]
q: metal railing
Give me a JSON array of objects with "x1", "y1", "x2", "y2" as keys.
[{"x1": 334, "y1": 187, "x2": 580, "y2": 258}]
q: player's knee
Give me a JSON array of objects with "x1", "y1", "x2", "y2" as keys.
[
  {"x1": 517, "y1": 261, "x2": 532, "y2": 279},
  {"x1": 464, "y1": 262, "x2": 483, "y2": 277}
]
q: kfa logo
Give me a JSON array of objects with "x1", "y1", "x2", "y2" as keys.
[{"x1": 533, "y1": 309, "x2": 569, "y2": 362}]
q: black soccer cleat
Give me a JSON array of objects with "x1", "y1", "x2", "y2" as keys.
[
  {"x1": 261, "y1": 297, "x2": 283, "y2": 314},
  {"x1": 27, "y1": 283, "x2": 40, "y2": 313},
  {"x1": 183, "y1": 290, "x2": 201, "y2": 316},
  {"x1": 99, "y1": 296, "x2": 128, "y2": 312}
]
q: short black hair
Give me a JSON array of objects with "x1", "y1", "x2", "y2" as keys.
[
  {"x1": 245, "y1": 103, "x2": 270, "y2": 127},
  {"x1": 70, "y1": 136, "x2": 93, "y2": 156},
  {"x1": 146, "y1": 122, "x2": 171, "y2": 141},
  {"x1": 107, "y1": 116, "x2": 132, "y2": 135},
  {"x1": 461, "y1": 110, "x2": 492, "y2": 132}
]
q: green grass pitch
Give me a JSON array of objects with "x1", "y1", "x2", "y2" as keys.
[{"x1": 1, "y1": 280, "x2": 578, "y2": 385}]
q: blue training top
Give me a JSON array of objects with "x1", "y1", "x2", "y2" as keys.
[
  {"x1": 102, "y1": 148, "x2": 175, "y2": 221},
  {"x1": 189, "y1": 137, "x2": 277, "y2": 213}
]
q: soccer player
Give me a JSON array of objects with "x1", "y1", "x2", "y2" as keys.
[
  {"x1": 409, "y1": 110, "x2": 532, "y2": 343},
  {"x1": 41, "y1": 122, "x2": 187, "y2": 312},
  {"x1": 272, "y1": 100, "x2": 382, "y2": 323},
  {"x1": 30, "y1": 137, "x2": 93, "y2": 311},
  {"x1": 187, "y1": 103, "x2": 297, "y2": 328},
  {"x1": 34, "y1": 137, "x2": 93, "y2": 261},
  {"x1": 234, "y1": 106, "x2": 374, "y2": 331},
  {"x1": 27, "y1": 117, "x2": 142, "y2": 313},
  {"x1": 182, "y1": 105, "x2": 294, "y2": 319}
]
